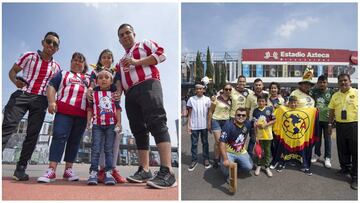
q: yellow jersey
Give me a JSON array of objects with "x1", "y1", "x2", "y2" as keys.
[
  {"x1": 290, "y1": 89, "x2": 315, "y2": 108},
  {"x1": 328, "y1": 87, "x2": 358, "y2": 123}
]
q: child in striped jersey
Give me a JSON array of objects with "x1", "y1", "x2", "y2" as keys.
[
  {"x1": 86, "y1": 69, "x2": 122, "y2": 185},
  {"x1": 87, "y1": 49, "x2": 126, "y2": 184}
]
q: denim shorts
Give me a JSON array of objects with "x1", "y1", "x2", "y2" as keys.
[{"x1": 211, "y1": 119, "x2": 227, "y2": 131}]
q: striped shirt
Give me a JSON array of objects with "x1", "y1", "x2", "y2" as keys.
[
  {"x1": 91, "y1": 90, "x2": 121, "y2": 126},
  {"x1": 49, "y1": 70, "x2": 90, "y2": 117},
  {"x1": 16, "y1": 51, "x2": 61, "y2": 96},
  {"x1": 117, "y1": 39, "x2": 166, "y2": 91},
  {"x1": 187, "y1": 95, "x2": 211, "y2": 130}
]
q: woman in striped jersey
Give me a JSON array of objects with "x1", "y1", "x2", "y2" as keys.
[{"x1": 38, "y1": 52, "x2": 90, "y2": 183}]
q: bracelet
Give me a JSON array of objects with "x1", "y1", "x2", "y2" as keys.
[{"x1": 328, "y1": 123, "x2": 332, "y2": 126}]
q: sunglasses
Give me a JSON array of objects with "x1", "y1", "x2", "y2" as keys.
[
  {"x1": 224, "y1": 88, "x2": 232, "y2": 91},
  {"x1": 236, "y1": 114, "x2": 247, "y2": 117},
  {"x1": 45, "y1": 39, "x2": 59, "y2": 48}
]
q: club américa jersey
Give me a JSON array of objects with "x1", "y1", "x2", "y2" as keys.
[
  {"x1": 16, "y1": 50, "x2": 61, "y2": 96},
  {"x1": 116, "y1": 39, "x2": 166, "y2": 92},
  {"x1": 219, "y1": 120, "x2": 251, "y2": 155},
  {"x1": 49, "y1": 70, "x2": 90, "y2": 117},
  {"x1": 90, "y1": 87, "x2": 121, "y2": 126}
]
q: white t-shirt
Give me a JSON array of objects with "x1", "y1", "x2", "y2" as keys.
[{"x1": 187, "y1": 95, "x2": 211, "y2": 130}]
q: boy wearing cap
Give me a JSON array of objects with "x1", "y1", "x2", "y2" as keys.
[{"x1": 187, "y1": 83, "x2": 212, "y2": 171}]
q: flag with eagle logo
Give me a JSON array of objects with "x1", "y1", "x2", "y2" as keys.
[{"x1": 272, "y1": 105, "x2": 319, "y2": 167}]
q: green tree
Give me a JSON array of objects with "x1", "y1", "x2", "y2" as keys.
[
  {"x1": 214, "y1": 63, "x2": 220, "y2": 90},
  {"x1": 195, "y1": 51, "x2": 203, "y2": 83},
  {"x1": 220, "y1": 62, "x2": 227, "y2": 88},
  {"x1": 205, "y1": 47, "x2": 215, "y2": 96}
]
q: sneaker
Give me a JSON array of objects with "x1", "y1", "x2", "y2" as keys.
[
  {"x1": 324, "y1": 158, "x2": 332, "y2": 169},
  {"x1": 336, "y1": 168, "x2": 350, "y2": 176},
  {"x1": 351, "y1": 179, "x2": 358, "y2": 190},
  {"x1": 188, "y1": 161, "x2": 197, "y2": 171},
  {"x1": 254, "y1": 166, "x2": 261, "y2": 176},
  {"x1": 87, "y1": 171, "x2": 98, "y2": 185},
  {"x1": 104, "y1": 171, "x2": 116, "y2": 185},
  {"x1": 311, "y1": 155, "x2": 319, "y2": 163},
  {"x1": 276, "y1": 164, "x2": 285, "y2": 173},
  {"x1": 112, "y1": 169, "x2": 127, "y2": 183},
  {"x1": 126, "y1": 166, "x2": 153, "y2": 183},
  {"x1": 265, "y1": 167, "x2": 273, "y2": 177},
  {"x1": 98, "y1": 168, "x2": 105, "y2": 183},
  {"x1": 37, "y1": 168, "x2": 56, "y2": 183},
  {"x1": 204, "y1": 160, "x2": 211, "y2": 169},
  {"x1": 304, "y1": 168, "x2": 312, "y2": 176},
  {"x1": 63, "y1": 167, "x2": 79, "y2": 181},
  {"x1": 13, "y1": 165, "x2": 29, "y2": 181},
  {"x1": 269, "y1": 163, "x2": 278, "y2": 170},
  {"x1": 146, "y1": 166, "x2": 177, "y2": 189}
]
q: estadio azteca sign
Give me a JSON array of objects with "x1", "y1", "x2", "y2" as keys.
[{"x1": 242, "y1": 48, "x2": 355, "y2": 63}]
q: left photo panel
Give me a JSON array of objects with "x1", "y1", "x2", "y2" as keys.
[{"x1": 2, "y1": 3, "x2": 179, "y2": 200}]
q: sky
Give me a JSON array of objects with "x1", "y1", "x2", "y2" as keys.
[
  {"x1": 2, "y1": 3, "x2": 179, "y2": 147},
  {"x1": 182, "y1": 3, "x2": 358, "y2": 53}
]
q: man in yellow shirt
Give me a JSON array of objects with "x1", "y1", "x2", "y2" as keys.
[
  {"x1": 290, "y1": 67, "x2": 315, "y2": 108},
  {"x1": 328, "y1": 73, "x2": 358, "y2": 190}
]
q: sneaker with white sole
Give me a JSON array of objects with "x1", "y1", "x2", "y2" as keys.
[
  {"x1": 269, "y1": 162, "x2": 278, "y2": 170},
  {"x1": 104, "y1": 171, "x2": 116, "y2": 185},
  {"x1": 311, "y1": 155, "x2": 319, "y2": 163},
  {"x1": 188, "y1": 161, "x2": 197, "y2": 171},
  {"x1": 87, "y1": 171, "x2": 98, "y2": 185},
  {"x1": 254, "y1": 166, "x2": 261, "y2": 176},
  {"x1": 38, "y1": 168, "x2": 56, "y2": 183},
  {"x1": 324, "y1": 158, "x2": 332, "y2": 168},
  {"x1": 265, "y1": 167, "x2": 273, "y2": 177},
  {"x1": 63, "y1": 167, "x2": 79, "y2": 181},
  {"x1": 204, "y1": 160, "x2": 211, "y2": 169}
]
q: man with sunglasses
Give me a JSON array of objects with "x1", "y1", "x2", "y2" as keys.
[
  {"x1": 219, "y1": 108, "x2": 253, "y2": 184},
  {"x1": 2, "y1": 32, "x2": 61, "y2": 181}
]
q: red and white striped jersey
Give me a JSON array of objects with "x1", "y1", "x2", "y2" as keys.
[
  {"x1": 54, "y1": 70, "x2": 90, "y2": 117},
  {"x1": 91, "y1": 91, "x2": 119, "y2": 126},
  {"x1": 116, "y1": 39, "x2": 166, "y2": 91},
  {"x1": 16, "y1": 51, "x2": 61, "y2": 96}
]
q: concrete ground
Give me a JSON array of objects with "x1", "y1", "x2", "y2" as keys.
[
  {"x1": 2, "y1": 164, "x2": 178, "y2": 200},
  {"x1": 181, "y1": 119, "x2": 357, "y2": 200}
]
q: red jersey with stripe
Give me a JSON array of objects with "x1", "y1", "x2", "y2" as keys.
[
  {"x1": 16, "y1": 51, "x2": 61, "y2": 96},
  {"x1": 51, "y1": 70, "x2": 90, "y2": 117},
  {"x1": 91, "y1": 90, "x2": 120, "y2": 125},
  {"x1": 116, "y1": 39, "x2": 166, "y2": 91}
]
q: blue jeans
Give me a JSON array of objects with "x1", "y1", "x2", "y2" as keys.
[
  {"x1": 90, "y1": 124, "x2": 115, "y2": 172},
  {"x1": 191, "y1": 129, "x2": 209, "y2": 162},
  {"x1": 314, "y1": 121, "x2": 331, "y2": 158},
  {"x1": 49, "y1": 113, "x2": 87, "y2": 163},
  {"x1": 220, "y1": 152, "x2": 253, "y2": 178}
]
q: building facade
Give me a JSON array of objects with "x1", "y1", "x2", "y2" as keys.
[{"x1": 182, "y1": 48, "x2": 358, "y2": 88}]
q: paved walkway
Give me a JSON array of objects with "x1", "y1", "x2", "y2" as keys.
[
  {"x1": 181, "y1": 119, "x2": 357, "y2": 200},
  {"x1": 2, "y1": 164, "x2": 178, "y2": 200}
]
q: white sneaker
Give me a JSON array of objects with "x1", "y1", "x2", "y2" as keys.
[
  {"x1": 254, "y1": 166, "x2": 261, "y2": 176},
  {"x1": 324, "y1": 158, "x2": 332, "y2": 168},
  {"x1": 311, "y1": 155, "x2": 319, "y2": 163},
  {"x1": 37, "y1": 168, "x2": 56, "y2": 183},
  {"x1": 265, "y1": 167, "x2": 273, "y2": 177}
]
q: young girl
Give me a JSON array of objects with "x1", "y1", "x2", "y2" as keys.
[
  {"x1": 268, "y1": 82, "x2": 285, "y2": 109},
  {"x1": 208, "y1": 83, "x2": 232, "y2": 168},
  {"x1": 87, "y1": 69, "x2": 122, "y2": 185},
  {"x1": 38, "y1": 52, "x2": 90, "y2": 183},
  {"x1": 88, "y1": 49, "x2": 126, "y2": 184}
]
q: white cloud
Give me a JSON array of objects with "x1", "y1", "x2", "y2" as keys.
[{"x1": 276, "y1": 17, "x2": 319, "y2": 39}]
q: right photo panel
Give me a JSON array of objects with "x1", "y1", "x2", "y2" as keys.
[{"x1": 181, "y1": 3, "x2": 358, "y2": 200}]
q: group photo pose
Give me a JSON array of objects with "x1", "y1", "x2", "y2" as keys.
[{"x1": 2, "y1": 2, "x2": 179, "y2": 201}]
